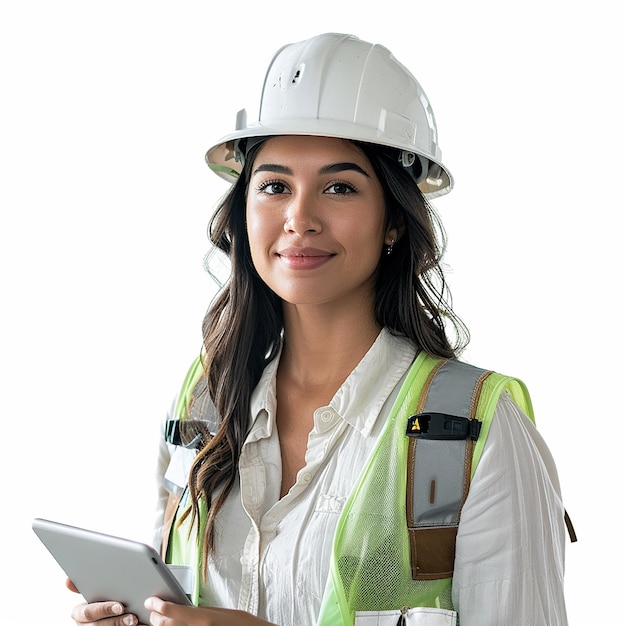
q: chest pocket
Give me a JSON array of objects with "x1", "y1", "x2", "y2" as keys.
[{"x1": 355, "y1": 607, "x2": 457, "y2": 625}]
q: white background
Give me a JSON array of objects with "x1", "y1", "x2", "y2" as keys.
[{"x1": 1, "y1": 1, "x2": 623, "y2": 624}]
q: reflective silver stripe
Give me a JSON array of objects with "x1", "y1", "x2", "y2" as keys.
[
  {"x1": 422, "y1": 360, "x2": 487, "y2": 418},
  {"x1": 408, "y1": 360, "x2": 489, "y2": 528},
  {"x1": 409, "y1": 438, "x2": 467, "y2": 526}
]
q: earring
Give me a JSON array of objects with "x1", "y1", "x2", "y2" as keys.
[{"x1": 386, "y1": 239, "x2": 396, "y2": 256}]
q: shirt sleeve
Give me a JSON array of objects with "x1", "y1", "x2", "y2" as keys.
[
  {"x1": 151, "y1": 397, "x2": 175, "y2": 551},
  {"x1": 151, "y1": 395, "x2": 200, "y2": 552},
  {"x1": 452, "y1": 391, "x2": 568, "y2": 625}
]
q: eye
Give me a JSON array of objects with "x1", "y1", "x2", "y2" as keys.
[
  {"x1": 324, "y1": 181, "x2": 357, "y2": 195},
  {"x1": 255, "y1": 179, "x2": 290, "y2": 195}
]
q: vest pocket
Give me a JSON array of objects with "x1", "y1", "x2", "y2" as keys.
[
  {"x1": 355, "y1": 607, "x2": 457, "y2": 626},
  {"x1": 408, "y1": 526, "x2": 457, "y2": 580}
]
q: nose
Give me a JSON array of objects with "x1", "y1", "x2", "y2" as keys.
[{"x1": 284, "y1": 191, "x2": 322, "y2": 235}]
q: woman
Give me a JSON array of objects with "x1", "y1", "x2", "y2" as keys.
[{"x1": 70, "y1": 33, "x2": 570, "y2": 626}]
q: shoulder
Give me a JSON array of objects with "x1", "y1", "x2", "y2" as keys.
[{"x1": 486, "y1": 391, "x2": 562, "y2": 494}]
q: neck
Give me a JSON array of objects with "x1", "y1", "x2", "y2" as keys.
[{"x1": 279, "y1": 300, "x2": 382, "y2": 388}]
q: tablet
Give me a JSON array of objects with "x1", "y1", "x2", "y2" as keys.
[{"x1": 32, "y1": 517, "x2": 193, "y2": 624}]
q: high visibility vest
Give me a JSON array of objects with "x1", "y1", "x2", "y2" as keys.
[
  {"x1": 315, "y1": 352, "x2": 532, "y2": 625},
  {"x1": 161, "y1": 352, "x2": 534, "y2": 622}
]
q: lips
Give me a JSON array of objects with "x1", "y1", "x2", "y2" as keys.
[{"x1": 276, "y1": 247, "x2": 335, "y2": 270}]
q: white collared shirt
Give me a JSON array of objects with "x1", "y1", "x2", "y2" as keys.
[{"x1": 155, "y1": 329, "x2": 568, "y2": 625}]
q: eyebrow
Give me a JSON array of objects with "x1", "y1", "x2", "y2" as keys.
[
  {"x1": 320, "y1": 162, "x2": 370, "y2": 177},
  {"x1": 252, "y1": 162, "x2": 371, "y2": 177}
]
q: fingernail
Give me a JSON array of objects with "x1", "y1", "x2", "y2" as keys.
[
  {"x1": 123, "y1": 616, "x2": 136, "y2": 626},
  {"x1": 112, "y1": 603, "x2": 124, "y2": 615}
]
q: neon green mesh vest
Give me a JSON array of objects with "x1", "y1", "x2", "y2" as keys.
[
  {"x1": 163, "y1": 352, "x2": 533, "y2": 624},
  {"x1": 315, "y1": 352, "x2": 532, "y2": 625}
]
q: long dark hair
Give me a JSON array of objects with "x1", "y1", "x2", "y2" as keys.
[{"x1": 184, "y1": 138, "x2": 468, "y2": 576}]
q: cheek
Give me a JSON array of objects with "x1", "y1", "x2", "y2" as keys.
[
  {"x1": 343, "y1": 214, "x2": 386, "y2": 252},
  {"x1": 246, "y1": 204, "x2": 278, "y2": 267}
]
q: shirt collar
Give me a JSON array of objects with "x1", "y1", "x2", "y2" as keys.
[
  {"x1": 329, "y1": 329, "x2": 417, "y2": 436},
  {"x1": 248, "y1": 328, "x2": 417, "y2": 441}
]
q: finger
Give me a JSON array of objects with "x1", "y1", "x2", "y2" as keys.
[
  {"x1": 144, "y1": 597, "x2": 168, "y2": 616},
  {"x1": 144, "y1": 597, "x2": 191, "y2": 624},
  {"x1": 71, "y1": 600, "x2": 138, "y2": 626},
  {"x1": 144, "y1": 598, "x2": 275, "y2": 626},
  {"x1": 66, "y1": 578, "x2": 80, "y2": 594}
]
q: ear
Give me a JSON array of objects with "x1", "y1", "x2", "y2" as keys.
[{"x1": 384, "y1": 227, "x2": 400, "y2": 246}]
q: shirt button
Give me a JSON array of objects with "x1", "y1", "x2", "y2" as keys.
[
  {"x1": 302, "y1": 472, "x2": 312, "y2": 483},
  {"x1": 320, "y1": 410, "x2": 333, "y2": 422}
]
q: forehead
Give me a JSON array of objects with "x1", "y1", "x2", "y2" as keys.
[{"x1": 253, "y1": 135, "x2": 371, "y2": 167}]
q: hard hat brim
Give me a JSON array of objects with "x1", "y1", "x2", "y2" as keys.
[{"x1": 205, "y1": 120, "x2": 454, "y2": 199}]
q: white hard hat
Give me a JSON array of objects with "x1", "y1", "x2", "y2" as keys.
[{"x1": 205, "y1": 33, "x2": 453, "y2": 198}]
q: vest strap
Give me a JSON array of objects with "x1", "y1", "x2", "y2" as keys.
[
  {"x1": 406, "y1": 359, "x2": 492, "y2": 580},
  {"x1": 564, "y1": 509, "x2": 578, "y2": 543}
]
